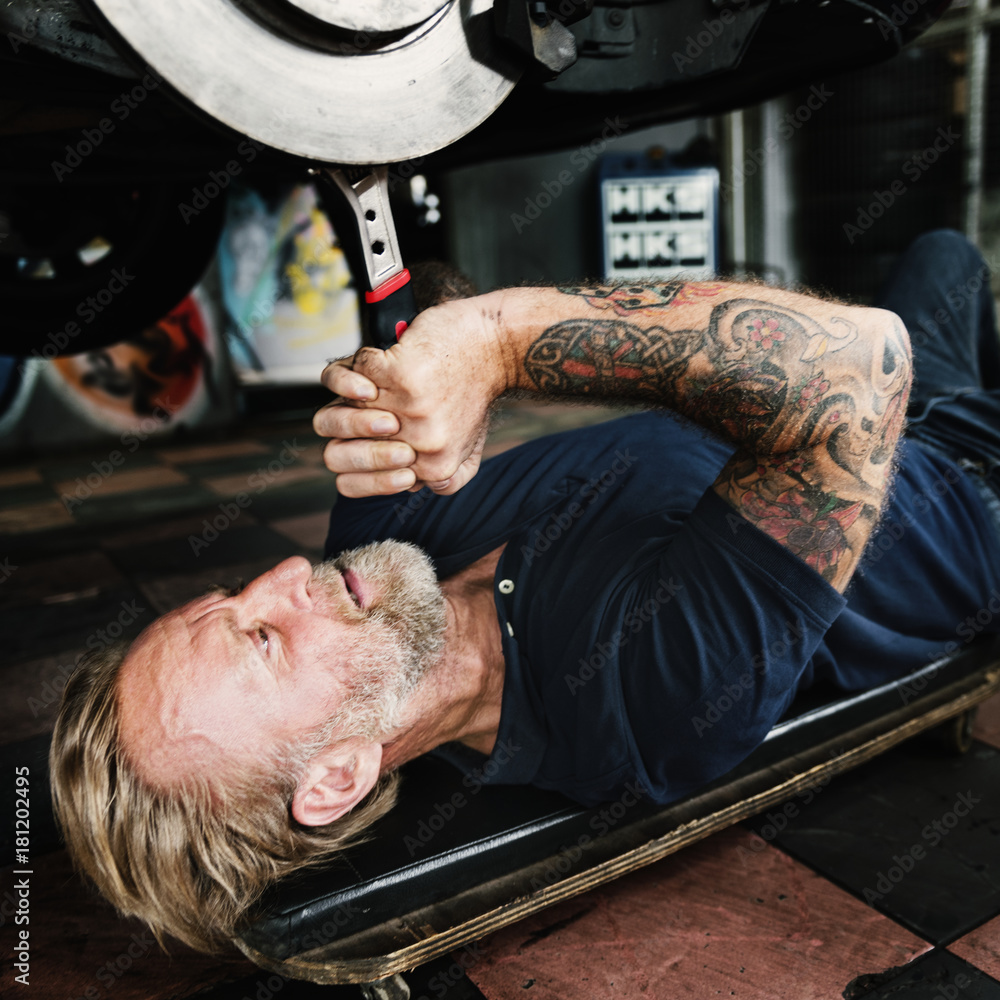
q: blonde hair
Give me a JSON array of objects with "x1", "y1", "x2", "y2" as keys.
[{"x1": 49, "y1": 641, "x2": 398, "y2": 954}]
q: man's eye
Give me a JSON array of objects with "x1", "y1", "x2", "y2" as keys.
[{"x1": 257, "y1": 626, "x2": 269, "y2": 653}]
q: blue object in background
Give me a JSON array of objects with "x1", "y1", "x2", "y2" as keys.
[{"x1": 599, "y1": 152, "x2": 719, "y2": 280}]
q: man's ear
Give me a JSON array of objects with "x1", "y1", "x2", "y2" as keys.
[{"x1": 291, "y1": 740, "x2": 383, "y2": 827}]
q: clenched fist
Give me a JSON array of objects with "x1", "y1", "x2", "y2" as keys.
[{"x1": 313, "y1": 294, "x2": 510, "y2": 498}]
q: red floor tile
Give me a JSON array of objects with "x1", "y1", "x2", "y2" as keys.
[
  {"x1": 1, "y1": 650, "x2": 82, "y2": 741},
  {"x1": 0, "y1": 499, "x2": 74, "y2": 533},
  {"x1": 155, "y1": 440, "x2": 271, "y2": 463},
  {"x1": 950, "y1": 915, "x2": 1000, "y2": 981},
  {"x1": 0, "y1": 550, "x2": 126, "y2": 607},
  {"x1": 204, "y1": 464, "x2": 325, "y2": 497},
  {"x1": 973, "y1": 692, "x2": 1000, "y2": 749},
  {"x1": 467, "y1": 827, "x2": 931, "y2": 1000},
  {"x1": 270, "y1": 511, "x2": 331, "y2": 551},
  {"x1": 53, "y1": 465, "x2": 191, "y2": 499},
  {"x1": 0, "y1": 466, "x2": 43, "y2": 488},
  {"x1": 100, "y1": 512, "x2": 259, "y2": 548}
]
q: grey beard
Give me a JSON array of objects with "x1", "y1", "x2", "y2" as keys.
[{"x1": 308, "y1": 540, "x2": 446, "y2": 741}]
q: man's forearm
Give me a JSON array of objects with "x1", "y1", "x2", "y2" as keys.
[
  {"x1": 487, "y1": 280, "x2": 912, "y2": 589},
  {"x1": 316, "y1": 276, "x2": 911, "y2": 588},
  {"x1": 490, "y1": 282, "x2": 905, "y2": 458}
]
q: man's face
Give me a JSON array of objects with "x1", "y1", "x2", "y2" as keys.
[{"x1": 116, "y1": 541, "x2": 445, "y2": 787}]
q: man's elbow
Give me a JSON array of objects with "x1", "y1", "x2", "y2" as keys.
[
  {"x1": 869, "y1": 306, "x2": 914, "y2": 395},
  {"x1": 858, "y1": 306, "x2": 913, "y2": 487}
]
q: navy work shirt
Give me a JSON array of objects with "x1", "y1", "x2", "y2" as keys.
[{"x1": 325, "y1": 412, "x2": 1000, "y2": 807}]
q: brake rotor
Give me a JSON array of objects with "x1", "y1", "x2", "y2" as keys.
[{"x1": 84, "y1": 0, "x2": 521, "y2": 164}]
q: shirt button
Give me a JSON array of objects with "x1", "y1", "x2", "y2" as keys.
[
  {"x1": 507, "y1": 622, "x2": 515, "y2": 637},
  {"x1": 499, "y1": 579, "x2": 515, "y2": 594}
]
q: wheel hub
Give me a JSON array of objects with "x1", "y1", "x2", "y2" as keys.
[{"x1": 84, "y1": 0, "x2": 521, "y2": 163}]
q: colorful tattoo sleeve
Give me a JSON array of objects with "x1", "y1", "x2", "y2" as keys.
[{"x1": 521, "y1": 285, "x2": 912, "y2": 589}]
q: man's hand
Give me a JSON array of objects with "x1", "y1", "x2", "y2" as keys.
[
  {"x1": 315, "y1": 279, "x2": 912, "y2": 593},
  {"x1": 313, "y1": 296, "x2": 508, "y2": 498}
]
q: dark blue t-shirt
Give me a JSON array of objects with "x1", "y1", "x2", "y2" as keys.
[{"x1": 325, "y1": 412, "x2": 1000, "y2": 806}]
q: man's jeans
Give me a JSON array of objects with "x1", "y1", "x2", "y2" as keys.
[{"x1": 875, "y1": 229, "x2": 1000, "y2": 534}]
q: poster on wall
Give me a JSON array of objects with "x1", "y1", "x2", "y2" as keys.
[
  {"x1": 43, "y1": 288, "x2": 219, "y2": 437},
  {"x1": 218, "y1": 183, "x2": 361, "y2": 384}
]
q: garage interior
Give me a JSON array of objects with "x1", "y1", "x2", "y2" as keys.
[{"x1": 2, "y1": 0, "x2": 1000, "y2": 997}]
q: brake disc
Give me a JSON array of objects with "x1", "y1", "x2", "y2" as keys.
[{"x1": 83, "y1": 0, "x2": 521, "y2": 164}]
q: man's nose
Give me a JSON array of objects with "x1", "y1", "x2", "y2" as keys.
[{"x1": 242, "y1": 556, "x2": 313, "y2": 610}]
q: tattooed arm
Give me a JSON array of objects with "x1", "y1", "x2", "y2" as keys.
[
  {"x1": 511, "y1": 283, "x2": 911, "y2": 589},
  {"x1": 315, "y1": 281, "x2": 911, "y2": 591}
]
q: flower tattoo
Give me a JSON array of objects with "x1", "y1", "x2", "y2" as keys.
[
  {"x1": 747, "y1": 317, "x2": 786, "y2": 350},
  {"x1": 741, "y1": 489, "x2": 863, "y2": 579},
  {"x1": 793, "y1": 373, "x2": 831, "y2": 411}
]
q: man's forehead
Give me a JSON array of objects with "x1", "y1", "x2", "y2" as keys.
[
  {"x1": 115, "y1": 598, "x2": 260, "y2": 785},
  {"x1": 116, "y1": 615, "x2": 190, "y2": 781},
  {"x1": 121, "y1": 612, "x2": 180, "y2": 681},
  {"x1": 121, "y1": 593, "x2": 212, "y2": 678}
]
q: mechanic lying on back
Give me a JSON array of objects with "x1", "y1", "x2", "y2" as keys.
[{"x1": 51, "y1": 231, "x2": 1000, "y2": 954}]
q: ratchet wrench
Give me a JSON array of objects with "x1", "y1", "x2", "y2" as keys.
[{"x1": 319, "y1": 165, "x2": 417, "y2": 350}]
